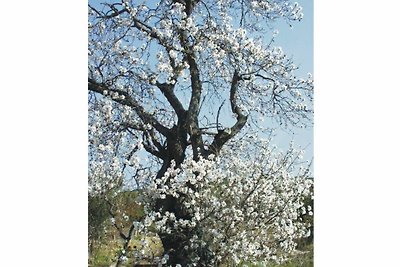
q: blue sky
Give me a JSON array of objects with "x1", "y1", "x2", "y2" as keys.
[
  {"x1": 265, "y1": 0, "x2": 314, "y2": 170},
  {"x1": 275, "y1": 0, "x2": 313, "y2": 77}
]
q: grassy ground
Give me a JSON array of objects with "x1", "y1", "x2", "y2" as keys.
[
  {"x1": 266, "y1": 244, "x2": 313, "y2": 267},
  {"x1": 89, "y1": 235, "x2": 164, "y2": 267},
  {"x1": 89, "y1": 241, "x2": 313, "y2": 267},
  {"x1": 89, "y1": 240, "x2": 119, "y2": 267}
]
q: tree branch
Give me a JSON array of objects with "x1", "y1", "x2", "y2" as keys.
[
  {"x1": 208, "y1": 71, "x2": 248, "y2": 155},
  {"x1": 177, "y1": 27, "x2": 205, "y2": 159},
  {"x1": 156, "y1": 82, "x2": 187, "y2": 120},
  {"x1": 88, "y1": 78, "x2": 170, "y2": 136}
]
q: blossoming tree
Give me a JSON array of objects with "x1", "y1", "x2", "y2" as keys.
[{"x1": 88, "y1": 0, "x2": 313, "y2": 266}]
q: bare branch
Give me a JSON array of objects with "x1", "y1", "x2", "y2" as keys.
[
  {"x1": 208, "y1": 71, "x2": 248, "y2": 155},
  {"x1": 156, "y1": 82, "x2": 187, "y2": 120}
]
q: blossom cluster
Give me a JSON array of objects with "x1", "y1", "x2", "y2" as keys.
[
  {"x1": 88, "y1": 97, "x2": 149, "y2": 196},
  {"x1": 137, "y1": 138, "x2": 313, "y2": 265}
]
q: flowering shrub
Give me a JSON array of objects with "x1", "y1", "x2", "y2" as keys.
[{"x1": 138, "y1": 138, "x2": 313, "y2": 266}]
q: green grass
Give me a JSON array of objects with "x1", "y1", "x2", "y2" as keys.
[
  {"x1": 89, "y1": 240, "x2": 120, "y2": 267},
  {"x1": 266, "y1": 244, "x2": 313, "y2": 267}
]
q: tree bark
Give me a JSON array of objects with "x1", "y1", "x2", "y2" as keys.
[{"x1": 153, "y1": 127, "x2": 214, "y2": 266}]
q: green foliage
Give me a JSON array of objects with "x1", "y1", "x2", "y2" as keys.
[
  {"x1": 112, "y1": 190, "x2": 145, "y2": 227},
  {"x1": 89, "y1": 190, "x2": 148, "y2": 265},
  {"x1": 88, "y1": 195, "x2": 109, "y2": 244},
  {"x1": 89, "y1": 240, "x2": 120, "y2": 267},
  {"x1": 88, "y1": 190, "x2": 145, "y2": 244}
]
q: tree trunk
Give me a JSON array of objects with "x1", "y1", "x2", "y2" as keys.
[{"x1": 153, "y1": 128, "x2": 213, "y2": 266}]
